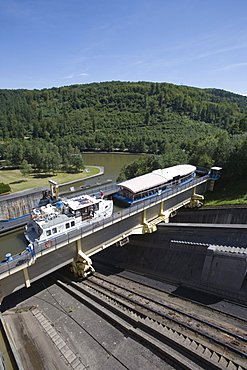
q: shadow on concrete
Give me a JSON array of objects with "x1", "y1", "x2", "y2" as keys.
[
  {"x1": 171, "y1": 286, "x2": 222, "y2": 305},
  {"x1": 92, "y1": 259, "x2": 125, "y2": 276},
  {"x1": 0, "y1": 274, "x2": 55, "y2": 313}
]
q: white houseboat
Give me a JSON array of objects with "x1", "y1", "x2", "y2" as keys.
[{"x1": 25, "y1": 193, "x2": 113, "y2": 246}]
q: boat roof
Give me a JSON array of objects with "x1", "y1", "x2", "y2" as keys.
[
  {"x1": 118, "y1": 164, "x2": 196, "y2": 194},
  {"x1": 66, "y1": 194, "x2": 96, "y2": 211}
]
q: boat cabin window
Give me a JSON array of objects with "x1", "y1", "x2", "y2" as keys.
[
  {"x1": 65, "y1": 223, "x2": 70, "y2": 229},
  {"x1": 81, "y1": 207, "x2": 89, "y2": 215},
  {"x1": 71, "y1": 221, "x2": 75, "y2": 227},
  {"x1": 46, "y1": 230, "x2": 51, "y2": 237},
  {"x1": 121, "y1": 190, "x2": 132, "y2": 199},
  {"x1": 52, "y1": 227, "x2": 57, "y2": 234}
]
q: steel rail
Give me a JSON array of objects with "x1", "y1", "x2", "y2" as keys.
[
  {"x1": 86, "y1": 276, "x2": 247, "y2": 359},
  {"x1": 54, "y1": 277, "x2": 213, "y2": 369},
  {"x1": 91, "y1": 274, "x2": 247, "y2": 343},
  {"x1": 94, "y1": 262, "x2": 247, "y2": 322},
  {"x1": 55, "y1": 273, "x2": 246, "y2": 370}
]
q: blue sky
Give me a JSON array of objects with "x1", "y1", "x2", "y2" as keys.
[{"x1": 1, "y1": 0, "x2": 247, "y2": 95}]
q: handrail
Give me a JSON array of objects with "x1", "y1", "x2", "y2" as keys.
[{"x1": 0, "y1": 175, "x2": 209, "y2": 275}]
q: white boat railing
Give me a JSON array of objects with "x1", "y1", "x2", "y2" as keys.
[{"x1": 0, "y1": 174, "x2": 209, "y2": 275}]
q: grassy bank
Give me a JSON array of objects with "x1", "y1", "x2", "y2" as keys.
[
  {"x1": 0, "y1": 166, "x2": 101, "y2": 193},
  {"x1": 204, "y1": 178, "x2": 247, "y2": 205}
]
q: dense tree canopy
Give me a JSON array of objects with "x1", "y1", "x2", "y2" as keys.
[{"x1": 0, "y1": 81, "x2": 247, "y2": 177}]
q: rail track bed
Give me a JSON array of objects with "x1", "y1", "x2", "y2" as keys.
[
  {"x1": 1, "y1": 266, "x2": 247, "y2": 369},
  {"x1": 55, "y1": 270, "x2": 247, "y2": 370}
]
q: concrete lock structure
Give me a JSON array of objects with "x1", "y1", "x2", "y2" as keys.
[{"x1": 0, "y1": 167, "x2": 225, "y2": 302}]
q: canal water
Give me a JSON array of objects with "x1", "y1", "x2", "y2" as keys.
[
  {"x1": 0, "y1": 153, "x2": 142, "y2": 261},
  {"x1": 61, "y1": 152, "x2": 143, "y2": 192},
  {"x1": 82, "y1": 152, "x2": 142, "y2": 183}
]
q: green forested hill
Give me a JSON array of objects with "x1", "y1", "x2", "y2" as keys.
[{"x1": 0, "y1": 81, "x2": 247, "y2": 178}]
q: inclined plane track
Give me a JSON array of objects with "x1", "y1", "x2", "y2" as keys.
[{"x1": 54, "y1": 271, "x2": 247, "y2": 370}]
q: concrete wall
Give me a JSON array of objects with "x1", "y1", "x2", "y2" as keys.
[
  {"x1": 0, "y1": 187, "x2": 48, "y2": 220},
  {"x1": 201, "y1": 245, "x2": 247, "y2": 290},
  {"x1": 92, "y1": 224, "x2": 247, "y2": 302},
  {"x1": 172, "y1": 206, "x2": 247, "y2": 224}
]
